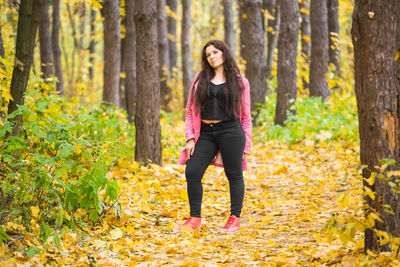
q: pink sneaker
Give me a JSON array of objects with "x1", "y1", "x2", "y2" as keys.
[
  {"x1": 173, "y1": 217, "x2": 202, "y2": 232},
  {"x1": 219, "y1": 215, "x2": 240, "y2": 233}
]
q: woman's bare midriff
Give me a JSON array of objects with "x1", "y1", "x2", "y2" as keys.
[{"x1": 201, "y1": 119, "x2": 222, "y2": 124}]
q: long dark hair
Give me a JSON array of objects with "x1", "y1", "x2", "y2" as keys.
[{"x1": 190, "y1": 40, "x2": 244, "y2": 118}]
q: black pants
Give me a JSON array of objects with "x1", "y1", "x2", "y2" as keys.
[{"x1": 185, "y1": 120, "x2": 246, "y2": 218}]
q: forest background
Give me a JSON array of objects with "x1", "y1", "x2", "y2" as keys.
[{"x1": 0, "y1": 0, "x2": 399, "y2": 265}]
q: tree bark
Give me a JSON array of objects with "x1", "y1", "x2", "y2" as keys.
[
  {"x1": 52, "y1": 0, "x2": 64, "y2": 96},
  {"x1": 134, "y1": 0, "x2": 162, "y2": 165},
  {"x1": 299, "y1": 0, "x2": 311, "y2": 91},
  {"x1": 309, "y1": 0, "x2": 330, "y2": 99},
  {"x1": 352, "y1": 0, "x2": 400, "y2": 252},
  {"x1": 0, "y1": 3, "x2": 5, "y2": 70},
  {"x1": 182, "y1": 0, "x2": 192, "y2": 108},
  {"x1": 0, "y1": 3, "x2": 5, "y2": 119},
  {"x1": 264, "y1": 0, "x2": 280, "y2": 79},
  {"x1": 125, "y1": 0, "x2": 136, "y2": 123},
  {"x1": 210, "y1": 0, "x2": 222, "y2": 38},
  {"x1": 240, "y1": 0, "x2": 267, "y2": 112},
  {"x1": 327, "y1": 0, "x2": 341, "y2": 76},
  {"x1": 157, "y1": 0, "x2": 171, "y2": 111},
  {"x1": 88, "y1": 8, "x2": 96, "y2": 81},
  {"x1": 66, "y1": 3, "x2": 77, "y2": 93},
  {"x1": 274, "y1": 0, "x2": 298, "y2": 126},
  {"x1": 223, "y1": 0, "x2": 235, "y2": 54},
  {"x1": 38, "y1": 0, "x2": 53, "y2": 79},
  {"x1": 102, "y1": 0, "x2": 121, "y2": 108},
  {"x1": 8, "y1": 0, "x2": 40, "y2": 135},
  {"x1": 120, "y1": 7, "x2": 126, "y2": 110},
  {"x1": 166, "y1": 0, "x2": 177, "y2": 76}
]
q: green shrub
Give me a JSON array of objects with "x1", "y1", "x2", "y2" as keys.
[
  {"x1": 255, "y1": 92, "x2": 359, "y2": 144},
  {"x1": 0, "y1": 92, "x2": 134, "y2": 242}
]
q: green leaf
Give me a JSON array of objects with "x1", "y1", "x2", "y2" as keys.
[
  {"x1": 0, "y1": 227, "x2": 10, "y2": 244},
  {"x1": 39, "y1": 222, "x2": 51, "y2": 243},
  {"x1": 26, "y1": 246, "x2": 41, "y2": 258}
]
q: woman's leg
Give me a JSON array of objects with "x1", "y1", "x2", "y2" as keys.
[
  {"x1": 185, "y1": 132, "x2": 218, "y2": 217},
  {"x1": 217, "y1": 123, "x2": 246, "y2": 217}
]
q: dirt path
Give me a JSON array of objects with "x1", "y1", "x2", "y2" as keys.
[{"x1": 1, "y1": 141, "x2": 362, "y2": 266}]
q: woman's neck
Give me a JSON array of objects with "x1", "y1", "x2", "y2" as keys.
[{"x1": 212, "y1": 66, "x2": 225, "y2": 83}]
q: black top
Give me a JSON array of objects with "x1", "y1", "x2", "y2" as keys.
[{"x1": 201, "y1": 82, "x2": 234, "y2": 121}]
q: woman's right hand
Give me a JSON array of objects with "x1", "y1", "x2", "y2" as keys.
[{"x1": 186, "y1": 139, "x2": 195, "y2": 159}]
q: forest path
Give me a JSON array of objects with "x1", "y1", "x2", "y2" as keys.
[
  {"x1": 83, "y1": 140, "x2": 361, "y2": 266},
  {"x1": 2, "y1": 140, "x2": 362, "y2": 266}
]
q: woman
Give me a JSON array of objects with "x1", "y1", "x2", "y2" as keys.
[{"x1": 176, "y1": 40, "x2": 252, "y2": 233}]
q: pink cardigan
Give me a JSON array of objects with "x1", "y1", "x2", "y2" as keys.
[{"x1": 178, "y1": 72, "x2": 252, "y2": 171}]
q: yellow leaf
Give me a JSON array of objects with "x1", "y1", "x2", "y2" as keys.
[
  {"x1": 396, "y1": 50, "x2": 400, "y2": 61},
  {"x1": 364, "y1": 172, "x2": 375, "y2": 186},
  {"x1": 30, "y1": 206, "x2": 40, "y2": 218},
  {"x1": 242, "y1": 13, "x2": 248, "y2": 19},
  {"x1": 363, "y1": 186, "x2": 375, "y2": 200},
  {"x1": 303, "y1": 35, "x2": 311, "y2": 43},
  {"x1": 91, "y1": 0, "x2": 103, "y2": 9},
  {"x1": 109, "y1": 228, "x2": 123, "y2": 240},
  {"x1": 300, "y1": 7, "x2": 309, "y2": 15}
]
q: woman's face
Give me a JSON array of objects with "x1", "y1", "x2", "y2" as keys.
[{"x1": 205, "y1": 45, "x2": 224, "y2": 70}]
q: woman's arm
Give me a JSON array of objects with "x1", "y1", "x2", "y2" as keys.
[
  {"x1": 185, "y1": 72, "x2": 201, "y2": 142},
  {"x1": 240, "y1": 77, "x2": 252, "y2": 154}
]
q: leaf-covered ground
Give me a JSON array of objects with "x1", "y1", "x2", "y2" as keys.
[{"x1": 1, "y1": 125, "x2": 399, "y2": 266}]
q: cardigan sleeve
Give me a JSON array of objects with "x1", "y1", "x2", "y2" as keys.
[
  {"x1": 185, "y1": 72, "x2": 201, "y2": 142},
  {"x1": 240, "y1": 77, "x2": 252, "y2": 154}
]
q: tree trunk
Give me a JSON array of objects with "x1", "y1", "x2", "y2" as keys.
[
  {"x1": 38, "y1": 0, "x2": 53, "y2": 79},
  {"x1": 134, "y1": 0, "x2": 162, "y2": 165},
  {"x1": 210, "y1": 0, "x2": 222, "y2": 38},
  {"x1": 0, "y1": 3, "x2": 5, "y2": 119},
  {"x1": 125, "y1": 0, "x2": 136, "y2": 123},
  {"x1": 352, "y1": 0, "x2": 400, "y2": 252},
  {"x1": 52, "y1": 0, "x2": 64, "y2": 96},
  {"x1": 309, "y1": 0, "x2": 330, "y2": 99},
  {"x1": 166, "y1": 0, "x2": 177, "y2": 76},
  {"x1": 157, "y1": 0, "x2": 171, "y2": 111},
  {"x1": 239, "y1": 0, "x2": 267, "y2": 112},
  {"x1": 102, "y1": 0, "x2": 121, "y2": 108},
  {"x1": 8, "y1": 0, "x2": 40, "y2": 135},
  {"x1": 0, "y1": 3, "x2": 5, "y2": 70},
  {"x1": 327, "y1": 0, "x2": 341, "y2": 76},
  {"x1": 182, "y1": 0, "x2": 192, "y2": 108},
  {"x1": 120, "y1": 8, "x2": 126, "y2": 110},
  {"x1": 299, "y1": 0, "x2": 311, "y2": 91},
  {"x1": 223, "y1": 0, "x2": 235, "y2": 54},
  {"x1": 264, "y1": 0, "x2": 280, "y2": 79},
  {"x1": 66, "y1": 3, "x2": 77, "y2": 94},
  {"x1": 88, "y1": 8, "x2": 96, "y2": 81},
  {"x1": 274, "y1": 0, "x2": 298, "y2": 126}
]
